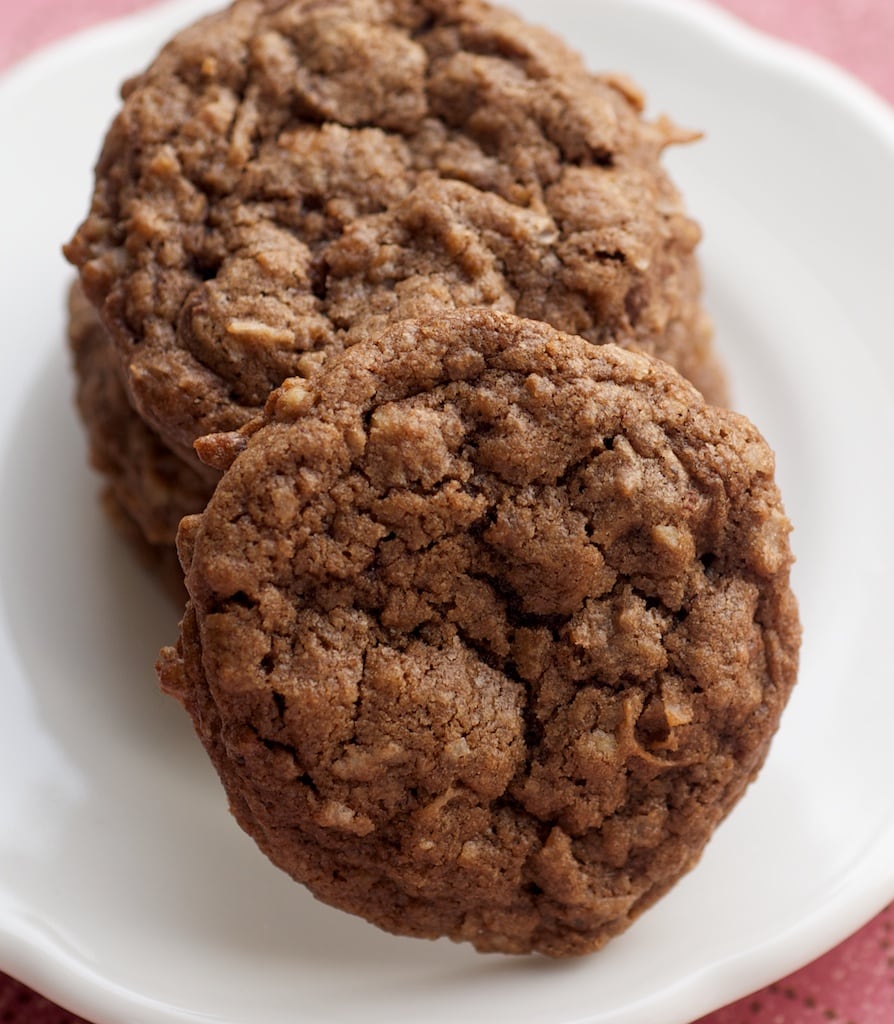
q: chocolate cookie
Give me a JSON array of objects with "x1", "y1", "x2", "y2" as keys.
[
  {"x1": 158, "y1": 310, "x2": 799, "y2": 957},
  {"x1": 66, "y1": 0, "x2": 724, "y2": 467},
  {"x1": 68, "y1": 280, "x2": 218, "y2": 547},
  {"x1": 100, "y1": 489, "x2": 192, "y2": 602}
]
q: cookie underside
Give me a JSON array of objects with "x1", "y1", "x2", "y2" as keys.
[{"x1": 158, "y1": 310, "x2": 799, "y2": 956}]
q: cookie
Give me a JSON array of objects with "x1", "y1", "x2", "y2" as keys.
[
  {"x1": 158, "y1": 310, "x2": 799, "y2": 957},
  {"x1": 99, "y1": 489, "x2": 191, "y2": 603},
  {"x1": 68, "y1": 280, "x2": 218, "y2": 546},
  {"x1": 66, "y1": 0, "x2": 724, "y2": 467}
]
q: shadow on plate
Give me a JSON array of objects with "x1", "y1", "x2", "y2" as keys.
[{"x1": 0, "y1": 349, "x2": 587, "y2": 987}]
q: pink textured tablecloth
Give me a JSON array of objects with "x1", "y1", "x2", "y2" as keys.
[{"x1": 1, "y1": 2, "x2": 892, "y2": 1023}]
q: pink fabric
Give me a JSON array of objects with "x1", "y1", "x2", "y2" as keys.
[
  {"x1": 1, "y1": 1, "x2": 892, "y2": 1023},
  {"x1": 717, "y1": 0, "x2": 894, "y2": 105},
  {"x1": 695, "y1": 905, "x2": 894, "y2": 1024},
  {"x1": 0, "y1": 0, "x2": 159, "y2": 72}
]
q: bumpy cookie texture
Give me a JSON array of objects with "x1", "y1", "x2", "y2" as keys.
[
  {"x1": 66, "y1": 0, "x2": 723, "y2": 464},
  {"x1": 158, "y1": 310, "x2": 799, "y2": 956},
  {"x1": 68, "y1": 280, "x2": 219, "y2": 546}
]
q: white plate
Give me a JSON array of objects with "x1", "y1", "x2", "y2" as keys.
[{"x1": 1, "y1": 1, "x2": 893, "y2": 1022}]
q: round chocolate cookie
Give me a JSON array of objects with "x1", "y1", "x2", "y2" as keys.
[
  {"x1": 68, "y1": 280, "x2": 219, "y2": 547},
  {"x1": 158, "y1": 310, "x2": 799, "y2": 956},
  {"x1": 66, "y1": 0, "x2": 724, "y2": 466}
]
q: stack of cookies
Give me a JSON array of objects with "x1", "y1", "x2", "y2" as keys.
[{"x1": 65, "y1": 0, "x2": 800, "y2": 957}]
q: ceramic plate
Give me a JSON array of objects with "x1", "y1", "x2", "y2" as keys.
[{"x1": 1, "y1": 1, "x2": 893, "y2": 1022}]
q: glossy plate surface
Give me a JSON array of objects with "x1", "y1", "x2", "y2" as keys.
[{"x1": 1, "y1": 1, "x2": 893, "y2": 1021}]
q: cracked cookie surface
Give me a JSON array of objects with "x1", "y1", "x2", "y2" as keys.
[
  {"x1": 158, "y1": 310, "x2": 799, "y2": 956},
  {"x1": 66, "y1": 0, "x2": 723, "y2": 465}
]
